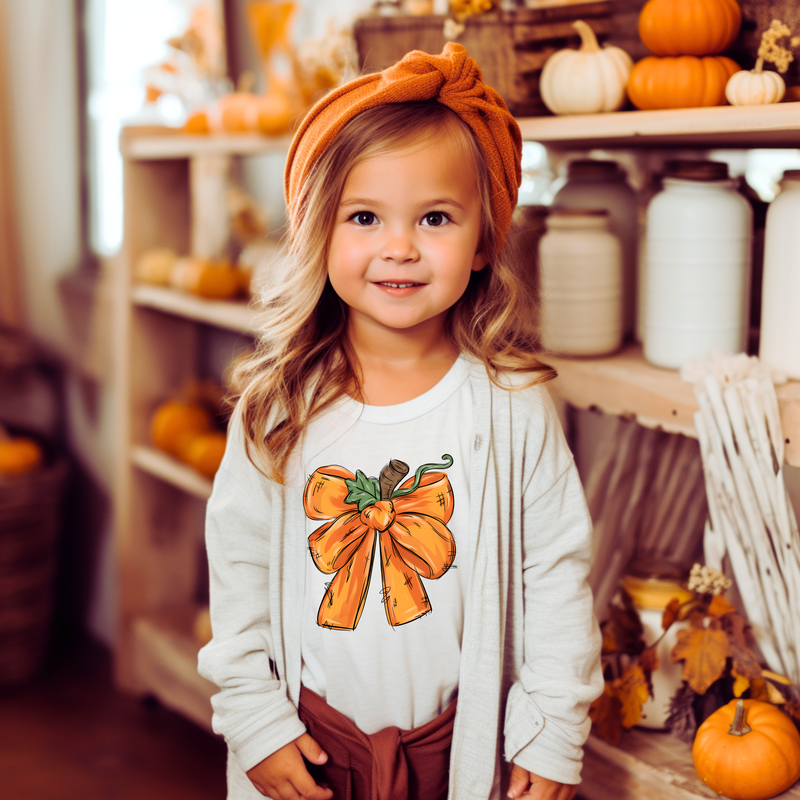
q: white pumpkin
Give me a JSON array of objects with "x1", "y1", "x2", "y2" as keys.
[
  {"x1": 540, "y1": 20, "x2": 633, "y2": 115},
  {"x1": 725, "y1": 60, "x2": 786, "y2": 105}
]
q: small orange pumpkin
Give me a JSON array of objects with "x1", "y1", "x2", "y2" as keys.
[
  {"x1": 151, "y1": 401, "x2": 213, "y2": 457},
  {"x1": 693, "y1": 699, "x2": 800, "y2": 800},
  {"x1": 0, "y1": 432, "x2": 44, "y2": 475},
  {"x1": 181, "y1": 431, "x2": 227, "y2": 478},
  {"x1": 639, "y1": 0, "x2": 742, "y2": 57},
  {"x1": 627, "y1": 55, "x2": 740, "y2": 110},
  {"x1": 170, "y1": 257, "x2": 243, "y2": 300}
]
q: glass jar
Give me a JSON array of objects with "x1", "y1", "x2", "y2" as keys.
[
  {"x1": 759, "y1": 170, "x2": 800, "y2": 379},
  {"x1": 620, "y1": 558, "x2": 693, "y2": 730},
  {"x1": 643, "y1": 160, "x2": 753, "y2": 369},
  {"x1": 538, "y1": 209, "x2": 623, "y2": 356},
  {"x1": 553, "y1": 159, "x2": 638, "y2": 337}
]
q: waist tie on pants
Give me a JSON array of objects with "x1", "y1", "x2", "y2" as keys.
[{"x1": 298, "y1": 686, "x2": 456, "y2": 800}]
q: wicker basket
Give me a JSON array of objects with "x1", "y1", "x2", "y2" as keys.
[
  {"x1": 0, "y1": 454, "x2": 68, "y2": 685},
  {"x1": 354, "y1": 1, "x2": 613, "y2": 116}
]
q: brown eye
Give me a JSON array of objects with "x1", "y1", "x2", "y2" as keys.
[
  {"x1": 423, "y1": 212, "x2": 449, "y2": 227},
  {"x1": 351, "y1": 212, "x2": 376, "y2": 226}
]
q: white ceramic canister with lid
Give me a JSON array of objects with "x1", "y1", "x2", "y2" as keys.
[
  {"x1": 760, "y1": 170, "x2": 800, "y2": 379},
  {"x1": 620, "y1": 559, "x2": 693, "y2": 730},
  {"x1": 538, "y1": 208, "x2": 623, "y2": 356},
  {"x1": 553, "y1": 159, "x2": 638, "y2": 337},
  {"x1": 643, "y1": 161, "x2": 753, "y2": 369}
]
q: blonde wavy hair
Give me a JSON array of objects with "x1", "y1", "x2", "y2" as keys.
[{"x1": 232, "y1": 101, "x2": 555, "y2": 481}]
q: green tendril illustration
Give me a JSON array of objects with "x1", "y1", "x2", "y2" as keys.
[{"x1": 391, "y1": 454, "x2": 453, "y2": 498}]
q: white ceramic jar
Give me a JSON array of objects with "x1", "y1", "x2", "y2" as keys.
[
  {"x1": 553, "y1": 160, "x2": 638, "y2": 337},
  {"x1": 620, "y1": 561, "x2": 693, "y2": 730},
  {"x1": 643, "y1": 161, "x2": 753, "y2": 369},
  {"x1": 538, "y1": 209, "x2": 623, "y2": 356},
  {"x1": 759, "y1": 170, "x2": 800, "y2": 379}
]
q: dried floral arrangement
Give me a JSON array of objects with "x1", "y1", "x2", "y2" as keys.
[{"x1": 590, "y1": 564, "x2": 800, "y2": 744}]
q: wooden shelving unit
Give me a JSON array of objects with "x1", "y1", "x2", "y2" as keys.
[
  {"x1": 518, "y1": 101, "x2": 800, "y2": 149},
  {"x1": 112, "y1": 105, "x2": 800, "y2": 796},
  {"x1": 547, "y1": 344, "x2": 800, "y2": 467},
  {"x1": 131, "y1": 284, "x2": 258, "y2": 335}
]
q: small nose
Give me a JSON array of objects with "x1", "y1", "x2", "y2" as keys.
[{"x1": 380, "y1": 228, "x2": 419, "y2": 263}]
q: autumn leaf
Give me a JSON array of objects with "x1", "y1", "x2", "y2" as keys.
[
  {"x1": 762, "y1": 669, "x2": 792, "y2": 685},
  {"x1": 639, "y1": 645, "x2": 659, "y2": 696},
  {"x1": 707, "y1": 595, "x2": 737, "y2": 617},
  {"x1": 750, "y1": 677, "x2": 786, "y2": 704},
  {"x1": 662, "y1": 598, "x2": 682, "y2": 631},
  {"x1": 590, "y1": 684, "x2": 623, "y2": 744},
  {"x1": 601, "y1": 591, "x2": 645, "y2": 655},
  {"x1": 722, "y1": 612, "x2": 762, "y2": 681},
  {"x1": 731, "y1": 666, "x2": 750, "y2": 698},
  {"x1": 613, "y1": 664, "x2": 651, "y2": 728},
  {"x1": 670, "y1": 622, "x2": 730, "y2": 695}
]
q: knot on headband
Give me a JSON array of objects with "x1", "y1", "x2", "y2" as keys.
[{"x1": 284, "y1": 42, "x2": 523, "y2": 249}]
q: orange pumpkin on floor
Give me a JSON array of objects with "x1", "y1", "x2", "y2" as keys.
[
  {"x1": 627, "y1": 55, "x2": 740, "y2": 109},
  {"x1": 693, "y1": 699, "x2": 800, "y2": 800},
  {"x1": 639, "y1": 0, "x2": 742, "y2": 56}
]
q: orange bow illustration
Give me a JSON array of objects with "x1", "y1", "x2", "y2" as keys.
[{"x1": 303, "y1": 456, "x2": 456, "y2": 630}]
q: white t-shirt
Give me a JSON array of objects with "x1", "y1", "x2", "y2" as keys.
[{"x1": 299, "y1": 356, "x2": 473, "y2": 734}]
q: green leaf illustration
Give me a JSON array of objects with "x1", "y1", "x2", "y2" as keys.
[{"x1": 344, "y1": 470, "x2": 381, "y2": 512}]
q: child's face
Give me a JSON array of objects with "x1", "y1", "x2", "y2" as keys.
[{"x1": 327, "y1": 136, "x2": 485, "y2": 346}]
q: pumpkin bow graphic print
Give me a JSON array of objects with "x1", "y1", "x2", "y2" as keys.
[{"x1": 302, "y1": 456, "x2": 456, "y2": 630}]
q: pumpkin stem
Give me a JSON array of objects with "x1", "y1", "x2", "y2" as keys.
[
  {"x1": 728, "y1": 700, "x2": 753, "y2": 737},
  {"x1": 379, "y1": 460, "x2": 409, "y2": 500},
  {"x1": 573, "y1": 20, "x2": 601, "y2": 53},
  {"x1": 755, "y1": 57, "x2": 765, "y2": 74}
]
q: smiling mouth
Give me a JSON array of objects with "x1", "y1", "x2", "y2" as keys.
[{"x1": 376, "y1": 282, "x2": 424, "y2": 288}]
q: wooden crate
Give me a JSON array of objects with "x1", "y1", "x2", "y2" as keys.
[{"x1": 354, "y1": 1, "x2": 613, "y2": 116}]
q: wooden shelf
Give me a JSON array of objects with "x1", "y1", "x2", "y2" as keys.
[
  {"x1": 131, "y1": 607, "x2": 215, "y2": 732},
  {"x1": 581, "y1": 729, "x2": 800, "y2": 800},
  {"x1": 131, "y1": 445, "x2": 213, "y2": 500},
  {"x1": 547, "y1": 344, "x2": 800, "y2": 467},
  {"x1": 118, "y1": 104, "x2": 800, "y2": 160},
  {"x1": 517, "y1": 102, "x2": 800, "y2": 149},
  {"x1": 120, "y1": 126, "x2": 292, "y2": 160},
  {"x1": 132, "y1": 284, "x2": 258, "y2": 335}
]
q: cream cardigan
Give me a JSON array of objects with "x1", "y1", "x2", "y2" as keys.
[{"x1": 198, "y1": 360, "x2": 603, "y2": 800}]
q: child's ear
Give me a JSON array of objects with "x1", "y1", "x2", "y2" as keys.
[{"x1": 471, "y1": 251, "x2": 488, "y2": 272}]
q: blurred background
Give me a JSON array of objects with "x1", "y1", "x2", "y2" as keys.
[{"x1": 2, "y1": 1, "x2": 800, "y2": 798}]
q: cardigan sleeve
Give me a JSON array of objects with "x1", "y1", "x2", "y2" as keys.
[
  {"x1": 197, "y1": 411, "x2": 306, "y2": 772},
  {"x1": 503, "y1": 390, "x2": 604, "y2": 784}
]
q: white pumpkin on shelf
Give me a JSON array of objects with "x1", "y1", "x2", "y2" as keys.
[
  {"x1": 725, "y1": 58, "x2": 786, "y2": 106},
  {"x1": 540, "y1": 20, "x2": 633, "y2": 115}
]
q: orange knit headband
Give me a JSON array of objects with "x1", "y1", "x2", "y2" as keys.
[{"x1": 284, "y1": 42, "x2": 523, "y2": 249}]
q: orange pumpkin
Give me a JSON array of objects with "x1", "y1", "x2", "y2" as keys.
[
  {"x1": 170, "y1": 257, "x2": 243, "y2": 300},
  {"x1": 151, "y1": 401, "x2": 213, "y2": 457},
  {"x1": 627, "y1": 55, "x2": 740, "y2": 110},
  {"x1": 0, "y1": 435, "x2": 44, "y2": 475},
  {"x1": 693, "y1": 699, "x2": 800, "y2": 800},
  {"x1": 639, "y1": 0, "x2": 742, "y2": 56},
  {"x1": 181, "y1": 431, "x2": 227, "y2": 478}
]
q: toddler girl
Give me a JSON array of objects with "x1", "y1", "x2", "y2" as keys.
[{"x1": 198, "y1": 43, "x2": 603, "y2": 800}]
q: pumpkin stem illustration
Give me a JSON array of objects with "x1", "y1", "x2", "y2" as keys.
[
  {"x1": 392, "y1": 454, "x2": 454, "y2": 498},
  {"x1": 379, "y1": 460, "x2": 409, "y2": 500},
  {"x1": 728, "y1": 700, "x2": 752, "y2": 737},
  {"x1": 573, "y1": 20, "x2": 601, "y2": 54}
]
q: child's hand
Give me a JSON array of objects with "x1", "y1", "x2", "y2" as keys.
[
  {"x1": 246, "y1": 732, "x2": 334, "y2": 800},
  {"x1": 508, "y1": 764, "x2": 578, "y2": 800}
]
